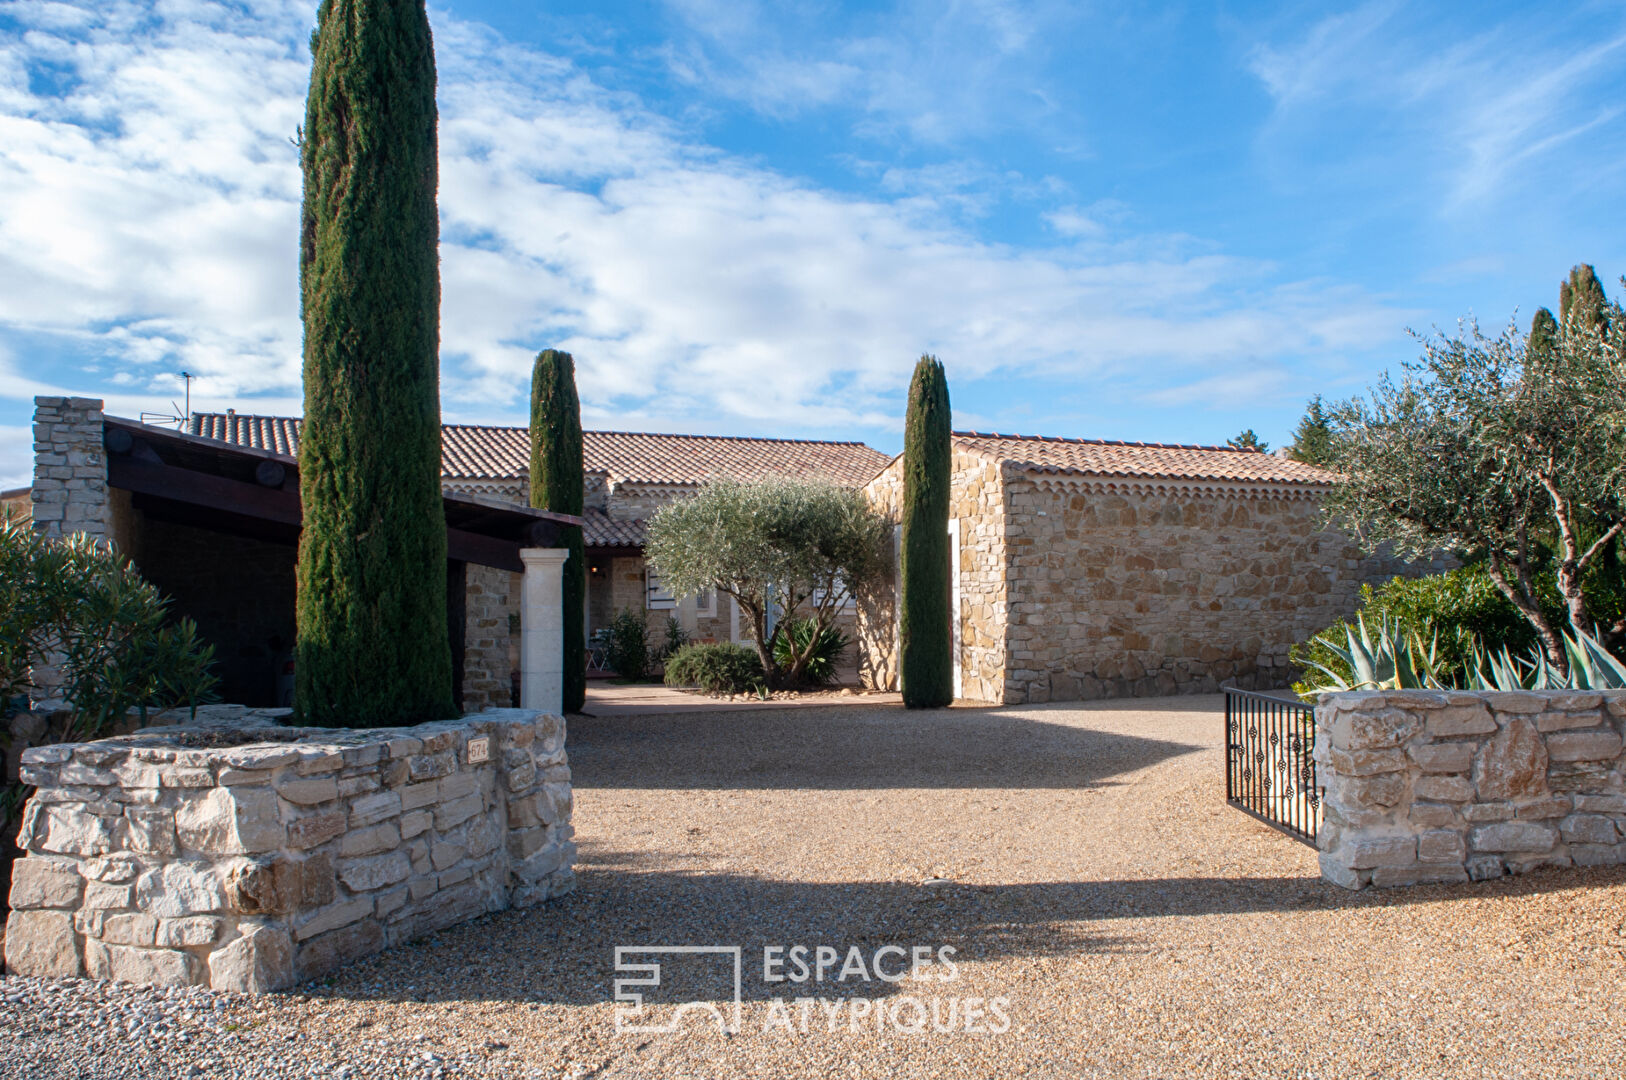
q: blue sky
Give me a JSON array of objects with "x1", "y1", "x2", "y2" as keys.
[{"x1": 2, "y1": 0, "x2": 1624, "y2": 486}]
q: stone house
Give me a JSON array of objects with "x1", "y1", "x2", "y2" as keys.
[
  {"x1": 188, "y1": 413, "x2": 890, "y2": 673},
  {"x1": 858, "y1": 432, "x2": 1427, "y2": 704}
]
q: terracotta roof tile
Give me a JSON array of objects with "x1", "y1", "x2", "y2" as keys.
[
  {"x1": 953, "y1": 431, "x2": 1334, "y2": 486},
  {"x1": 581, "y1": 508, "x2": 646, "y2": 548},
  {"x1": 188, "y1": 414, "x2": 889, "y2": 488}
]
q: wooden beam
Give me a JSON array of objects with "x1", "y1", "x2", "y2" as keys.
[
  {"x1": 446, "y1": 528, "x2": 524, "y2": 573},
  {"x1": 110, "y1": 456, "x2": 301, "y2": 525},
  {"x1": 113, "y1": 456, "x2": 528, "y2": 572}
]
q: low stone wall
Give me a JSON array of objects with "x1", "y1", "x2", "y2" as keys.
[
  {"x1": 4, "y1": 707, "x2": 575, "y2": 991},
  {"x1": 1315, "y1": 690, "x2": 1626, "y2": 889}
]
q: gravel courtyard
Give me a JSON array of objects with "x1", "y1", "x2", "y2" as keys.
[{"x1": 6, "y1": 694, "x2": 1626, "y2": 1079}]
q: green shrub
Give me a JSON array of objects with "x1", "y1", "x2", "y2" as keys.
[
  {"x1": 1, "y1": 520, "x2": 219, "y2": 733},
  {"x1": 605, "y1": 609, "x2": 651, "y2": 681},
  {"x1": 773, "y1": 618, "x2": 849, "y2": 686},
  {"x1": 654, "y1": 616, "x2": 688, "y2": 665},
  {"x1": 1292, "y1": 566, "x2": 1545, "y2": 696},
  {"x1": 664, "y1": 643, "x2": 765, "y2": 694}
]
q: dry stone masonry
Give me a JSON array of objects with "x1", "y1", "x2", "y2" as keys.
[
  {"x1": 4, "y1": 707, "x2": 575, "y2": 991},
  {"x1": 1315, "y1": 689, "x2": 1626, "y2": 889},
  {"x1": 29, "y1": 396, "x2": 111, "y2": 542}
]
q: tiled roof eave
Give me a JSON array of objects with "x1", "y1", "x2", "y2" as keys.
[{"x1": 1020, "y1": 468, "x2": 1334, "y2": 500}]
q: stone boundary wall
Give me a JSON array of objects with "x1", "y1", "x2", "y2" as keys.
[
  {"x1": 1315, "y1": 690, "x2": 1626, "y2": 889},
  {"x1": 4, "y1": 707, "x2": 574, "y2": 991}
]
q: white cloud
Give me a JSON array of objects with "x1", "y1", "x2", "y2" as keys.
[
  {"x1": 0, "y1": 425, "x2": 33, "y2": 489},
  {"x1": 0, "y1": 0, "x2": 1408, "y2": 444},
  {"x1": 1248, "y1": 1, "x2": 1626, "y2": 209}
]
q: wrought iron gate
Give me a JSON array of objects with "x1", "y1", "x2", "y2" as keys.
[{"x1": 1223, "y1": 687, "x2": 1320, "y2": 845}]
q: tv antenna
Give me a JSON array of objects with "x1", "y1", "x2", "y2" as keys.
[{"x1": 139, "y1": 371, "x2": 195, "y2": 430}]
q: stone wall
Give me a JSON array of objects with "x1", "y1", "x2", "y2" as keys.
[
  {"x1": 463, "y1": 565, "x2": 520, "y2": 712},
  {"x1": 1315, "y1": 690, "x2": 1626, "y2": 889},
  {"x1": 1001, "y1": 478, "x2": 1421, "y2": 703},
  {"x1": 4, "y1": 707, "x2": 575, "y2": 990}
]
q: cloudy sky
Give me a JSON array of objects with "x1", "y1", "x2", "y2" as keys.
[{"x1": 2, "y1": 0, "x2": 1624, "y2": 486}]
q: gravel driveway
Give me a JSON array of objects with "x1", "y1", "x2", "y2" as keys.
[{"x1": 6, "y1": 694, "x2": 1626, "y2": 1078}]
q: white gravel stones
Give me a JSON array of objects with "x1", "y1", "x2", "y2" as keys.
[{"x1": 7, "y1": 694, "x2": 1626, "y2": 1078}]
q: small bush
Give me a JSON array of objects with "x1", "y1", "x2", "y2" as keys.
[
  {"x1": 1291, "y1": 566, "x2": 1544, "y2": 696},
  {"x1": 605, "y1": 609, "x2": 650, "y2": 681},
  {"x1": 664, "y1": 643, "x2": 765, "y2": 694},
  {"x1": 774, "y1": 618, "x2": 850, "y2": 686},
  {"x1": 653, "y1": 616, "x2": 688, "y2": 665}
]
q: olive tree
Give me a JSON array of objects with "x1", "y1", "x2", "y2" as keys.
[
  {"x1": 644, "y1": 478, "x2": 890, "y2": 687},
  {"x1": 1323, "y1": 301, "x2": 1626, "y2": 670}
]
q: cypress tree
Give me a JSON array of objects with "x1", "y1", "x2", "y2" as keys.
[
  {"x1": 529, "y1": 349, "x2": 587, "y2": 714},
  {"x1": 294, "y1": 0, "x2": 454, "y2": 726},
  {"x1": 1529, "y1": 307, "x2": 1559, "y2": 359},
  {"x1": 1559, "y1": 264, "x2": 1607, "y2": 332},
  {"x1": 900, "y1": 355, "x2": 953, "y2": 709}
]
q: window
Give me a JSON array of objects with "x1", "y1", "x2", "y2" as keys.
[
  {"x1": 645, "y1": 567, "x2": 677, "y2": 610},
  {"x1": 693, "y1": 586, "x2": 716, "y2": 618}
]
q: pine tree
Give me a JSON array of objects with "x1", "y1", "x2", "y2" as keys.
[
  {"x1": 900, "y1": 355, "x2": 953, "y2": 709},
  {"x1": 294, "y1": 0, "x2": 453, "y2": 726},
  {"x1": 1286, "y1": 397, "x2": 1335, "y2": 467},
  {"x1": 1227, "y1": 429, "x2": 1268, "y2": 453},
  {"x1": 530, "y1": 349, "x2": 586, "y2": 714}
]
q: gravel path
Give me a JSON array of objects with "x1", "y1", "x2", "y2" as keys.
[{"x1": 6, "y1": 694, "x2": 1626, "y2": 1078}]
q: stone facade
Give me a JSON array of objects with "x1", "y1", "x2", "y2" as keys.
[
  {"x1": 859, "y1": 445, "x2": 1425, "y2": 704},
  {"x1": 4, "y1": 707, "x2": 575, "y2": 989},
  {"x1": 1315, "y1": 690, "x2": 1626, "y2": 889},
  {"x1": 857, "y1": 449, "x2": 1008, "y2": 701}
]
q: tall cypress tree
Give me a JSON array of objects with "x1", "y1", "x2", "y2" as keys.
[
  {"x1": 1559, "y1": 264, "x2": 1607, "y2": 332},
  {"x1": 294, "y1": 0, "x2": 453, "y2": 726},
  {"x1": 530, "y1": 349, "x2": 586, "y2": 714},
  {"x1": 900, "y1": 355, "x2": 953, "y2": 709}
]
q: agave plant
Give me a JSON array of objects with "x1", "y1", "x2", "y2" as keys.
[
  {"x1": 1298, "y1": 614, "x2": 1453, "y2": 694},
  {"x1": 1302, "y1": 613, "x2": 1626, "y2": 696}
]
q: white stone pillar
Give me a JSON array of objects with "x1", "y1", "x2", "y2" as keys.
[{"x1": 519, "y1": 547, "x2": 570, "y2": 715}]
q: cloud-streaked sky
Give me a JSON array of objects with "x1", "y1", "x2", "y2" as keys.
[{"x1": 2, "y1": 0, "x2": 1624, "y2": 487}]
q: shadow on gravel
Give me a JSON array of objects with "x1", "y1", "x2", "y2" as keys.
[
  {"x1": 567, "y1": 704, "x2": 1205, "y2": 791},
  {"x1": 304, "y1": 862, "x2": 1626, "y2": 1008}
]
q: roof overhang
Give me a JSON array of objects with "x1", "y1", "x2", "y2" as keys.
[{"x1": 103, "y1": 417, "x2": 583, "y2": 573}]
